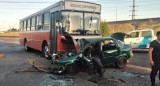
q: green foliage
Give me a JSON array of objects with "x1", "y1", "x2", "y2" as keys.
[{"x1": 100, "y1": 21, "x2": 110, "y2": 37}]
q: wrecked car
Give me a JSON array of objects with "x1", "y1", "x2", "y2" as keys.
[{"x1": 52, "y1": 33, "x2": 133, "y2": 76}]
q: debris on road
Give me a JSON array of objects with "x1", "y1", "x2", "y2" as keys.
[
  {"x1": 0, "y1": 54, "x2": 5, "y2": 59},
  {"x1": 88, "y1": 77, "x2": 128, "y2": 86},
  {"x1": 40, "y1": 75, "x2": 74, "y2": 86},
  {"x1": 137, "y1": 75, "x2": 145, "y2": 78},
  {"x1": 126, "y1": 64, "x2": 151, "y2": 74},
  {"x1": 28, "y1": 58, "x2": 53, "y2": 73},
  {"x1": 16, "y1": 67, "x2": 39, "y2": 73},
  {"x1": 118, "y1": 79, "x2": 126, "y2": 83}
]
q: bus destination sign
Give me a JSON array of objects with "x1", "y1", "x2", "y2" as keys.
[{"x1": 64, "y1": 1, "x2": 101, "y2": 13}]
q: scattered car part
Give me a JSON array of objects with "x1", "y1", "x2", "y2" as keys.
[
  {"x1": 16, "y1": 68, "x2": 39, "y2": 73},
  {"x1": 28, "y1": 58, "x2": 52, "y2": 73}
]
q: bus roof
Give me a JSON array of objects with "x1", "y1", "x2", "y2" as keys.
[{"x1": 20, "y1": 0, "x2": 101, "y2": 21}]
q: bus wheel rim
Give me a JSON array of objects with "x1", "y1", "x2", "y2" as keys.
[{"x1": 44, "y1": 45, "x2": 49, "y2": 58}]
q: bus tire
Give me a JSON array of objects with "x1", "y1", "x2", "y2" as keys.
[
  {"x1": 116, "y1": 57, "x2": 127, "y2": 69},
  {"x1": 24, "y1": 40, "x2": 32, "y2": 51},
  {"x1": 42, "y1": 43, "x2": 50, "y2": 59}
]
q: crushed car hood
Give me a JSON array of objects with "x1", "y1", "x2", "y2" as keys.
[{"x1": 110, "y1": 32, "x2": 126, "y2": 42}]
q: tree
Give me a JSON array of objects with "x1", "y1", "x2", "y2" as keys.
[
  {"x1": 100, "y1": 21, "x2": 110, "y2": 37},
  {"x1": 7, "y1": 28, "x2": 18, "y2": 32}
]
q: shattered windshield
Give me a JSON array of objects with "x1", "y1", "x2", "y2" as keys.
[
  {"x1": 61, "y1": 12, "x2": 83, "y2": 35},
  {"x1": 61, "y1": 11, "x2": 100, "y2": 35},
  {"x1": 84, "y1": 13, "x2": 100, "y2": 35}
]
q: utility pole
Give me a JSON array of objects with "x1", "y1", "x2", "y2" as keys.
[
  {"x1": 116, "y1": 0, "x2": 118, "y2": 21},
  {"x1": 131, "y1": 0, "x2": 136, "y2": 20},
  {"x1": 130, "y1": 0, "x2": 138, "y2": 30}
]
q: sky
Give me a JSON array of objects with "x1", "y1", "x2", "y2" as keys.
[{"x1": 0, "y1": 0, "x2": 160, "y2": 31}]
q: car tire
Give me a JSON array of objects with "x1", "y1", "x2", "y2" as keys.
[
  {"x1": 42, "y1": 43, "x2": 50, "y2": 59},
  {"x1": 24, "y1": 40, "x2": 32, "y2": 51},
  {"x1": 66, "y1": 64, "x2": 78, "y2": 74},
  {"x1": 116, "y1": 57, "x2": 127, "y2": 69}
]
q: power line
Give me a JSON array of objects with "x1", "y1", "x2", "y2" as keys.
[{"x1": 0, "y1": 1, "x2": 54, "y2": 3}]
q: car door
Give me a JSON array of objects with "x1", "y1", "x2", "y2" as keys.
[
  {"x1": 139, "y1": 30, "x2": 153, "y2": 48},
  {"x1": 101, "y1": 40, "x2": 119, "y2": 65},
  {"x1": 124, "y1": 31, "x2": 140, "y2": 48}
]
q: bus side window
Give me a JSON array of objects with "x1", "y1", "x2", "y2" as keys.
[
  {"x1": 31, "y1": 18, "x2": 36, "y2": 31},
  {"x1": 36, "y1": 15, "x2": 42, "y2": 30},
  {"x1": 20, "y1": 21, "x2": 23, "y2": 31},
  {"x1": 43, "y1": 12, "x2": 50, "y2": 30},
  {"x1": 27, "y1": 19, "x2": 31, "y2": 31},
  {"x1": 24, "y1": 21, "x2": 27, "y2": 31}
]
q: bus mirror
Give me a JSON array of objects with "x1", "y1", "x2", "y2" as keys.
[
  {"x1": 56, "y1": 22, "x2": 62, "y2": 28},
  {"x1": 59, "y1": 22, "x2": 62, "y2": 28},
  {"x1": 56, "y1": 22, "x2": 59, "y2": 27}
]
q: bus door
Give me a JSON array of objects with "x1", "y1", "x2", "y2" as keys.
[{"x1": 50, "y1": 12, "x2": 59, "y2": 55}]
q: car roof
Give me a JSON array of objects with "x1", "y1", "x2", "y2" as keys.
[{"x1": 127, "y1": 29, "x2": 153, "y2": 34}]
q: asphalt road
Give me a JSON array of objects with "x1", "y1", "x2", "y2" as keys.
[{"x1": 0, "y1": 38, "x2": 158, "y2": 86}]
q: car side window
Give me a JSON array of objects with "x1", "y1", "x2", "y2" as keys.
[
  {"x1": 102, "y1": 40, "x2": 116, "y2": 51},
  {"x1": 127, "y1": 32, "x2": 140, "y2": 38},
  {"x1": 141, "y1": 31, "x2": 151, "y2": 37}
]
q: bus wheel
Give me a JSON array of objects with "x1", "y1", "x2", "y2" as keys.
[
  {"x1": 116, "y1": 57, "x2": 127, "y2": 69},
  {"x1": 42, "y1": 43, "x2": 49, "y2": 59},
  {"x1": 24, "y1": 40, "x2": 31, "y2": 51}
]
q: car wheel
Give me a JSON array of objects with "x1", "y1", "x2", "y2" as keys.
[
  {"x1": 66, "y1": 64, "x2": 78, "y2": 74},
  {"x1": 116, "y1": 57, "x2": 127, "y2": 69},
  {"x1": 24, "y1": 40, "x2": 31, "y2": 51},
  {"x1": 42, "y1": 43, "x2": 50, "y2": 59}
]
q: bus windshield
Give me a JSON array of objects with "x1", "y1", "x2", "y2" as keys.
[{"x1": 61, "y1": 11, "x2": 100, "y2": 35}]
